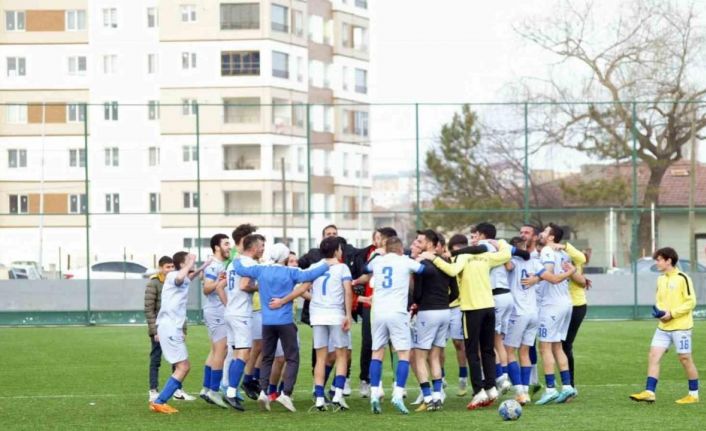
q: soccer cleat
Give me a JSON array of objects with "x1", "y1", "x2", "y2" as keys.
[
  {"x1": 149, "y1": 402, "x2": 178, "y2": 414},
  {"x1": 207, "y1": 390, "x2": 229, "y2": 408},
  {"x1": 529, "y1": 383, "x2": 543, "y2": 397},
  {"x1": 371, "y1": 398, "x2": 382, "y2": 414},
  {"x1": 225, "y1": 396, "x2": 245, "y2": 411},
  {"x1": 200, "y1": 388, "x2": 214, "y2": 404},
  {"x1": 415, "y1": 402, "x2": 429, "y2": 412},
  {"x1": 497, "y1": 377, "x2": 512, "y2": 395},
  {"x1": 276, "y1": 394, "x2": 297, "y2": 412},
  {"x1": 359, "y1": 381, "x2": 370, "y2": 398},
  {"x1": 391, "y1": 396, "x2": 409, "y2": 415},
  {"x1": 309, "y1": 403, "x2": 328, "y2": 412},
  {"x1": 411, "y1": 392, "x2": 424, "y2": 405},
  {"x1": 555, "y1": 387, "x2": 578, "y2": 404},
  {"x1": 486, "y1": 387, "x2": 499, "y2": 404},
  {"x1": 148, "y1": 390, "x2": 159, "y2": 403},
  {"x1": 343, "y1": 379, "x2": 352, "y2": 396},
  {"x1": 536, "y1": 390, "x2": 560, "y2": 405},
  {"x1": 467, "y1": 389, "x2": 489, "y2": 410},
  {"x1": 333, "y1": 397, "x2": 350, "y2": 411},
  {"x1": 676, "y1": 394, "x2": 699, "y2": 404},
  {"x1": 241, "y1": 380, "x2": 259, "y2": 400},
  {"x1": 516, "y1": 393, "x2": 530, "y2": 406},
  {"x1": 431, "y1": 400, "x2": 443, "y2": 411},
  {"x1": 257, "y1": 390, "x2": 271, "y2": 411},
  {"x1": 173, "y1": 389, "x2": 196, "y2": 401},
  {"x1": 457, "y1": 378, "x2": 468, "y2": 397},
  {"x1": 629, "y1": 390, "x2": 656, "y2": 403}
]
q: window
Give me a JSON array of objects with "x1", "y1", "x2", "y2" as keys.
[
  {"x1": 225, "y1": 191, "x2": 261, "y2": 213},
  {"x1": 223, "y1": 145, "x2": 260, "y2": 170},
  {"x1": 323, "y1": 151, "x2": 332, "y2": 176},
  {"x1": 183, "y1": 192, "x2": 199, "y2": 209},
  {"x1": 273, "y1": 98, "x2": 291, "y2": 127},
  {"x1": 224, "y1": 98, "x2": 260, "y2": 124},
  {"x1": 353, "y1": 26, "x2": 368, "y2": 51},
  {"x1": 343, "y1": 152, "x2": 349, "y2": 177},
  {"x1": 220, "y1": 3, "x2": 259, "y2": 30},
  {"x1": 8, "y1": 149, "x2": 27, "y2": 168},
  {"x1": 293, "y1": 10, "x2": 303, "y2": 36},
  {"x1": 103, "y1": 55, "x2": 117, "y2": 74},
  {"x1": 147, "y1": 54, "x2": 158, "y2": 74},
  {"x1": 148, "y1": 101, "x2": 160, "y2": 120},
  {"x1": 308, "y1": 15, "x2": 323, "y2": 44},
  {"x1": 342, "y1": 66, "x2": 349, "y2": 90},
  {"x1": 7, "y1": 57, "x2": 26, "y2": 77},
  {"x1": 221, "y1": 51, "x2": 260, "y2": 76},
  {"x1": 183, "y1": 237, "x2": 210, "y2": 248},
  {"x1": 297, "y1": 147, "x2": 305, "y2": 173},
  {"x1": 105, "y1": 193, "x2": 120, "y2": 213},
  {"x1": 67, "y1": 104, "x2": 85, "y2": 122},
  {"x1": 293, "y1": 192, "x2": 305, "y2": 213},
  {"x1": 69, "y1": 149, "x2": 86, "y2": 167},
  {"x1": 5, "y1": 11, "x2": 25, "y2": 31},
  {"x1": 180, "y1": 5, "x2": 197, "y2": 22},
  {"x1": 149, "y1": 193, "x2": 160, "y2": 213},
  {"x1": 309, "y1": 60, "x2": 324, "y2": 87},
  {"x1": 355, "y1": 0, "x2": 368, "y2": 9},
  {"x1": 66, "y1": 10, "x2": 86, "y2": 30},
  {"x1": 293, "y1": 103, "x2": 305, "y2": 127},
  {"x1": 323, "y1": 106, "x2": 332, "y2": 132},
  {"x1": 296, "y1": 56, "x2": 303, "y2": 82},
  {"x1": 68, "y1": 56, "x2": 87, "y2": 76},
  {"x1": 69, "y1": 194, "x2": 87, "y2": 214},
  {"x1": 147, "y1": 8, "x2": 158, "y2": 28},
  {"x1": 355, "y1": 68, "x2": 367, "y2": 94},
  {"x1": 271, "y1": 4, "x2": 288, "y2": 33},
  {"x1": 361, "y1": 154, "x2": 369, "y2": 178},
  {"x1": 181, "y1": 52, "x2": 197, "y2": 70},
  {"x1": 104, "y1": 147, "x2": 119, "y2": 166},
  {"x1": 6, "y1": 104, "x2": 27, "y2": 124},
  {"x1": 272, "y1": 51, "x2": 289, "y2": 79},
  {"x1": 9, "y1": 195, "x2": 28, "y2": 214},
  {"x1": 355, "y1": 111, "x2": 369, "y2": 136},
  {"x1": 182, "y1": 145, "x2": 198, "y2": 162},
  {"x1": 104, "y1": 102, "x2": 118, "y2": 121},
  {"x1": 148, "y1": 146, "x2": 160, "y2": 166},
  {"x1": 342, "y1": 23, "x2": 350, "y2": 47},
  {"x1": 182, "y1": 99, "x2": 197, "y2": 116},
  {"x1": 102, "y1": 8, "x2": 117, "y2": 28}
]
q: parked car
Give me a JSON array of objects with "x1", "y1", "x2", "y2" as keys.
[
  {"x1": 64, "y1": 261, "x2": 151, "y2": 279},
  {"x1": 609, "y1": 257, "x2": 706, "y2": 274},
  {"x1": 9, "y1": 262, "x2": 43, "y2": 279},
  {"x1": 0, "y1": 262, "x2": 42, "y2": 279}
]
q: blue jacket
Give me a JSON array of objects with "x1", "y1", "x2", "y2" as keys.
[{"x1": 234, "y1": 260, "x2": 329, "y2": 325}]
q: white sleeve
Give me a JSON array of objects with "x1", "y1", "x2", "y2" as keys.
[{"x1": 407, "y1": 257, "x2": 423, "y2": 274}]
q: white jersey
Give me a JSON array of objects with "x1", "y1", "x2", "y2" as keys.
[
  {"x1": 225, "y1": 255, "x2": 256, "y2": 317},
  {"x1": 480, "y1": 240, "x2": 510, "y2": 290},
  {"x1": 156, "y1": 271, "x2": 190, "y2": 328},
  {"x1": 538, "y1": 246, "x2": 571, "y2": 307},
  {"x1": 368, "y1": 253, "x2": 423, "y2": 315},
  {"x1": 309, "y1": 261, "x2": 352, "y2": 325},
  {"x1": 203, "y1": 258, "x2": 226, "y2": 312},
  {"x1": 508, "y1": 256, "x2": 545, "y2": 315}
]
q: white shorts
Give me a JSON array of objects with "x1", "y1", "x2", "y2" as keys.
[
  {"x1": 251, "y1": 311, "x2": 262, "y2": 341},
  {"x1": 413, "y1": 309, "x2": 450, "y2": 350},
  {"x1": 203, "y1": 308, "x2": 228, "y2": 342},
  {"x1": 372, "y1": 311, "x2": 412, "y2": 351},
  {"x1": 447, "y1": 307, "x2": 464, "y2": 341},
  {"x1": 313, "y1": 324, "x2": 348, "y2": 350},
  {"x1": 157, "y1": 324, "x2": 188, "y2": 364},
  {"x1": 504, "y1": 312, "x2": 539, "y2": 348},
  {"x1": 494, "y1": 292, "x2": 513, "y2": 335},
  {"x1": 538, "y1": 304, "x2": 572, "y2": 343},
  {"x1": 651, "y1": 328, "x2": 693, "y2": 354},
  {"x1": 225, "y1": 315, "x2": 253, "y2": 350},
  {"x1": 328, "y1": 328, "x2": 353, "y2": 352}
]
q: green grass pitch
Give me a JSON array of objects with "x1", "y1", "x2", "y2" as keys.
[{"x1": 0, "y1": 321, "x2": 704, "y2": 430}]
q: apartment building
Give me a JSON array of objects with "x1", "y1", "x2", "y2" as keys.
[{"x1": 0, "y1": 0, "x2": 372, "y2": 270}]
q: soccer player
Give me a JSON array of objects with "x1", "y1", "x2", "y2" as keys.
[
  {"x1": 519, "y1": 223, "x2": 542, "y2": 393},
  {"x1": 223, "y1": 233, "x2": 265, "y2": 411},
  {"x1": 149, "y1": 252, "x2": 209, "y2": 414},
  {"x1": 199, "y1": 234, "x2": 231, "y2": 408},
  {"x1": 630, "y1": 247, "x2": 699, "y2": 404},
  {"x1": 446, "y1": 234, "x2": 470, "y2": 397},
  {"x1": 411, "y1": 230, "x2": 454, "y2": 411}
]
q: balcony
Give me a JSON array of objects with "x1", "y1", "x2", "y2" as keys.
[{"x1": 223, "y1": 145, "x2": 260, "y2": 170}]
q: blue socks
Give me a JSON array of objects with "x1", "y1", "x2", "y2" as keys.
[
  {"x1": 278, "y1": 381, "x2": 284, "y2": 394},
  {"x1": 254, "y1": 367, "x2": 260, "y2": 381},
  {"x1": 156, "y1": 377, "x2": 182, "y2": 404},
  {"x1": 243, "y1": 373, "x2": 253, "y2": 384},
  {"x1": 324, "y1": 365, "x2": 333, "y2": 386},
  {"x1": 370, "y1": 359, "x2": 382, "y2": 387},
  {"x1": 268, "y1": 383, "x2": 277, "y2": 395},
  {"x1": 508, "y1": 361, "x2": 521, "y2": 386},
  {"x1": 396, "y1": 360, "x2": 410, "y2": 388},
  {"x1": 545, "y1": 374, "x2": 556, "y2": 389},
  {"x1": 560, "y1": 370, "x2": 571, "y2": 386},
  {"x1": 229, "y1": 358, "x2": 246, "y2": 389},
  {"x1": 521, "y1": 366, "x2": 532, "y2": 386},
  {"x1": 432, "y1": 379, "x2": 442, "y2": 393},
  {"x1": 314, "y1": 385, "x2": 325, "y2": 398},
  {"x1": 333, "y1": 375, "x2": 346, "y2": 389},
  {"x1": 529, "y1": 346, "x2": 537, "y2": 364},
  {"x1": 210, "y1": 369, "x2": 223, "y2": 391},
  {"x1": 420, "y1": 382, "x2": 432, "y2": 397},
  {"x1": 459, "y1": 366, "x2": 468, "y2": 378},
  {"x1": 495, "y1": 363, "x2": 503, "y2": 378},
  {"x1": 203, "y1": 365, "x2": 212, "y2": 389},
  {"x1": 646, "y1": 376, "x2": 658, "y2": 392},
  {"x1": 689, "y1": 379, "x2": 699, "y2": 391}
]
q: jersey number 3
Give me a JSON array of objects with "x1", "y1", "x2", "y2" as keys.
[{"x1": 382, "y1": 267, "x2": 393, "y2": 288}]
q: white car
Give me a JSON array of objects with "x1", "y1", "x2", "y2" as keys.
[{"x1": 65, "y1": 261, "x2": 152, "y2": 279}]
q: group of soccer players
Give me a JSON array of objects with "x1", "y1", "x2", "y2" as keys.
[{"x1": 147, "y1": 220, "x2": 699, "y2": 415}]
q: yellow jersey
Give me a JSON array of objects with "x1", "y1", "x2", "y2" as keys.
[
  {"x1": 565, "y1": 243, "x2": 587, "y2": 307},
  {"x1": 656, "y1": 268, "x2": 695, "y2": 331}
]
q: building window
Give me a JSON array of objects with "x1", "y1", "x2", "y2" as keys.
[
  {"x1": 147, "y1": 53, "x2": 158, "y2": 74},
  {"x1": 103, "y1": 55, "x2": 117, "y2": 74},
  {"x1": 182, "y1": 145, "x2": 198, "y2": 162},
  {"x1": 343, "y1": 152, "x2": 349, "y2": 177},
  {"x1": 67, "y1": 104, "x2": 86, "y2": 122},
  {"x1": 8, "y1": 149, "x2": 27, "y2": 168},
  {"x1": 223, "y1": 144, "x2": 260, "y2": 170},
  {"x1": 5, "y1": 11, "x2": 25, "y2": 31},
  {"x1": 69, "y1": 149, "x2": 86, "y2": 167},
  {"x1": 6, "y1": 57, "x2": 26, "y2": 77},
  {"x1": 66, "y1": 10, "x2": 86, "y2": 31},
  {"x1": 293, "y1": 192, "x2": 305, "y2": 213},
  {"x1": 149, "y1": 193, "x2": 160, "y2": 213},
  {"x1": 148, "y1": 146, "x2": 160, "y2": 166},
  {"x1": 309, "y1": 60, "x2": 324, "y2": 87},
  {"x1": 224, "y1": 98, "x2": 260, "y2": 124},
  {"x1": 220, "y1": 3, "x2": 259, "y2": 30},
  {"x1": 292, "y1": 103, "x2": 304, "y2": 127},
  {"x1": 353, "y1": 26, "x2": 368, "y2": 51},
  {"x1": 361, "y1": 154, "x2": 369, "y2": 178},
  {"x1": 342, "y1": 66, "x2": 349, "y2": 90},
  {"x1": 147, "y1": 7, "x2": 158, "y2": 28},
  {"x1": 221, "y1": 51, "x2": 260, "y2": 76},
  {"x1": 148, "y1": 101, "x2": 160, "y2": 120},
  {"x1": 293, "y1": 10, "x2": 303, "y2": 36},
  {"x1": 182, "y1": 99, "x2": 197, "y2": 116},
  {"x1": 273, "y1": 98, "x2": 292, "y2": 127},
  {"x1": 355, "y1": 0, "x2": 368, "y2": 9},
  {"x1": 183, "y1": 192, "x2": 199, "y2": 209},
  {"x1": 105, "y1": 193, "x2": 120, "y2": 214},
  {"x1": 297, "y1": 147, "x2": 305, "y2": 173},
  {"x1": 104, "y1": 147, "x2": 119, "y2": 166},
  {"x1": 355, "y1": 68, "x2": 367, "y2": 94},
  {"x1": 181, "y1": 52, "x2": 197, "y2": 70},
  {"x1": 180, "y1": 5, "x2": 197, "y2": 22},
  {"x1": 271, "y1": 4, "x2": 288, "y2": 33},
  {"x1": 102, "y1": 8, "x2": 117, "y2": 28},
  {"x1": 342, "y1": 23, "x2": 350, "y2": 47},
  {"x1": 355, "y1": 111, "x2": 369, "y2": 136},
  {"x1": 272, "y1": 51, "x2": 289, "y2": 79},
  {"x1": 296, "y1": 56, "x2": 303, "y2": 82},
  {"x1": 6, "y1": 104, "x2": 27, "y2": 124},
  {"x1": 103, "y1": 101, "x2": 118, "y2": 121},
  {"x1": 183, "y1": 237, "x2": 210, "y2": 248},
  {"x1": 67, "y1": 56, "x2": 87, "y2": 76},
  {"x1": 9, "y1": 195, "x2": 28, "y2": 214},
  {"x1": 69, "y1": 194, "x2": 87, "y2": 214}
]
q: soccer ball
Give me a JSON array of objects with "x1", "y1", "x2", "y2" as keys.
[{"x1": 498, "y1": 399, "x2": 522, "y2": 421}]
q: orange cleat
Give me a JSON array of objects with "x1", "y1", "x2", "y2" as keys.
[{"x1": 149, "y1": 402, "x2": 179, "y2": 414}]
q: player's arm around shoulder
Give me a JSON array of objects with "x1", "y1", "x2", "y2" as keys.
[{"x1": 486, "y1": 239, "x2": 512, "y2": 267}]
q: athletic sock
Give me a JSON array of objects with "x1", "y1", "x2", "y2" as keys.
[
  {"x1": 529, "y1": 346, "x2": 538, "y2": 385},
  {"x1": 268, "y1": 383, "x2": 277, "y2": 395},
  {"x1": 495, "y1": 363, "x2": 503, "y2": 379},
  {"x1": 253, "y1": 367, "x2": 260, "y2": 382},
  {"x1": 228, "y1": 359, "x2": 246, "y2": 393},
  {"x1": 324, "y1": 365, "x2": 333, "y2": 387},
  {"x1": 545, "y1": 374, "x2": 556, "y2": 389},
  {"x1": 507, "y1": 361, "x2": 522, "y2": 386},
  {"x1": 202, "y1": 365, "x2": 212, "y2": 390},
  {"x1": 689, "y1": 379, "x2": 698, "y2": 397},
  {"x1": 420, "y1": 382, "x2": 432, "y2": 403},
  {"x1": 459, "y1": 366, "x2": 468, "y2": 379},
  {"x1": 156, "y1": 376, "x2": 181, "y2": 404},
  {"x1": 521, "y1": 366, "x2": 532, "y2": 387},
  {"x1": 278, "y1": 381, "x2": 284, "y2": 394},
  {"x1": 395, "y1": 360, "x2": 410, "y2": 390},
  {"x1": 432, "y1": 379, "x2": 442, "y2": 401},
  {"x1": 210, "y1": 369, "x2": 223, "y2": 391},
  {"x1": 369, "y1": 359, "x2": 383, "y2": 394},
  {"x1": 646, "y1": 376, "x2": 658, "y2": 393},
  {"x1": 560, "y1": 370, "x2": 572, "y2": 388},
  {"x1": 243, "y1": 373, "x2": 253, "y2": 385},
  {"x1": 333, "y1": 375, "x2": 346, "y2": 401}
]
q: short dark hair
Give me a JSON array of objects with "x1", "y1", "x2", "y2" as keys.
[
  {"x1": 547, "y1": 223, "x2": 564, "y2": 243},
  {"x1": 210, "y1": 233, "x2": 229, "y2": 252},
  {"x1": 322, "y1": 224, "x2": 338, "y2": 237},
  {"x1": 320, "y1": 236, "x2": 342, "y2": 258},
  {"x1": 158, "y1": 256, "x2": 173, "y2": 267},
  {"x1": 416, "y1": 229, "x2": 439, "y2": 246},
  {"x1": 475, "y1": 222, "x2": 496, "y2": 239},
  {"x1": 243, "y1": 233, "x2": 265, "y2": 251},
  {"x1": 653, "y1": 247, "x2": 679, "y2": 266},
  {"x1": 232, "y1": 224, "x2": 257, "y2": 246},
  {"x1": 509, "y1": 236, "x2": 525, "y2": 247},
  {"x1": 172, "y1": 251, "x2": 188, "y2": 270},
  {"x1": 376, "y1": 227, "x2": 397, "y2": 239},
  {"x1": 384, "y1": 236, "x2": 403, "y2": 252},
  {"x1": 448, "y1": 234, "x2": 468, "y2": 250},
  {"x1": 522, "y1": 224, "x2": 541, "y2": 236},
  {"x1": 437, "y1": 232, "x2": 446, "y2": 247}
]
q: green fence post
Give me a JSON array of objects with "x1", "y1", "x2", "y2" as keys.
[
  {"x1": 523, "y1": 102, "x2": 529, "y2": 223},
  {"x1": 631, "y1": 101, "x2": 639, "y2": 319},
  {"x1": 196, "y1": 103, "x2": 202, "y2": 313},
  {"x1": 83, "y1": 103, "x2": 91, "y2": 325},
  {"x1": 415, "y1": 103, "x2": 421, "y2": 230}
]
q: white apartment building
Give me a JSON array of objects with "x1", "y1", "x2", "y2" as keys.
[{"x1": 0, "y1": 0, "x2": 372, "y2": 271}]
